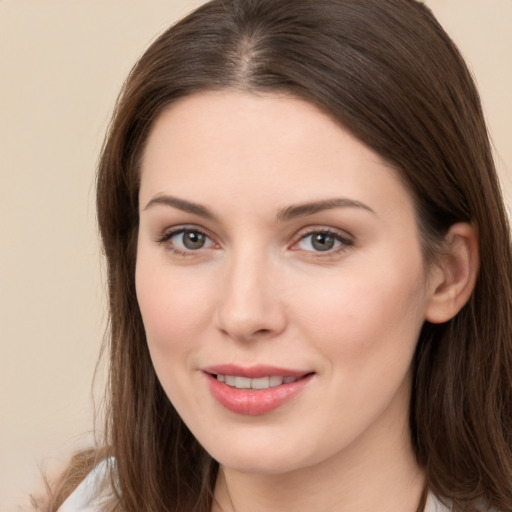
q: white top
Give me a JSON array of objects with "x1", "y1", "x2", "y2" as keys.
[
  {"x1": 57, "y1": 458, "x2": 113, "y2": 512},
  {"x1": 58, "y1": 459, "x2": 453, "y2": 512}
]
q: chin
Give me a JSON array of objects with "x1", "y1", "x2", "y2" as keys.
[
  {"x1": 198, "y1": 426, "x2": 331, "y2": 476},
  {"x1": 214, "y1": 452, "x2": 307, "y2": 475}
]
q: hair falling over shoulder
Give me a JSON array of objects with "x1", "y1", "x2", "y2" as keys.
[{"x1": 42, "y1": 1, "x2": 512, "y2": 511}]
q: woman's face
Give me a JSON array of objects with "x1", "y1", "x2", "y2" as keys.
[{"x1": 136, "y1": 91, "x2": 437, "y2": 475}]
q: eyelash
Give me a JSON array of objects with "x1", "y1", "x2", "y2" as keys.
[
  {"x1": 293, "y1": 228, "x2": 353, "y2": 256},
  {"x1": 156, "y1": 226, "x2": 353, "y2": 257},
  {"x1": 156, "y1": 227, "x2": 214, "y2": 257}
]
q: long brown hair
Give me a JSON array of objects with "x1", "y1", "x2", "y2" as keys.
[{"x1": 44, "y1": 0, "x2": 512, "y2": 511}]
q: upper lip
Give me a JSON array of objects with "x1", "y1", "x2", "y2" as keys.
[{"x1": 202, "y1": 364, "x2": 312, "y2": 379}]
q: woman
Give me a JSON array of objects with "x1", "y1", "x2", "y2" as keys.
[{"x1": 43, "y1": 0, "x2": 512, "y2": 511}]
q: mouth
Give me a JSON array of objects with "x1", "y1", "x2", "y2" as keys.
[
  {"x1": 203, "y1": 365, "x2": 315, "y2": 415},
  {"x1": 215, "y1": 374, "x2": 302, "y2": 389}
]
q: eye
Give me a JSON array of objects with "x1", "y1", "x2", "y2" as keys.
[
  {"x1": 158, "y1": 228, "x2": 215, "y2": 254},
  {"x1": 294, "y1": 230, "x2": 352, "y2": 253}
]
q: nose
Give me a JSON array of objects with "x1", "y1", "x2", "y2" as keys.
[{"x1": 214, "y1": 250, "x2": 287, "y2": 342}]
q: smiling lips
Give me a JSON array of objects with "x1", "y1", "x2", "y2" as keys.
[
  {"x1": 204, "y1": 365, "x2": 314, "y2": 416},
  {"x1": 218, "y1": 374, "x2": 299, "y2": 389}
]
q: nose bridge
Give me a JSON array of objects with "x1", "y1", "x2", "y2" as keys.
[{"x1": 215, "y1": 243, "x2": 286, "y2": 341}]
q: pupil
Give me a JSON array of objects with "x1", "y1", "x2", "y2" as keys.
[
  {"x1": 183, "y1": 231, "x2": 205, "y2": 250},
  {"x1": 312, "y1": 233, "x2": 334, "y2": 251}
]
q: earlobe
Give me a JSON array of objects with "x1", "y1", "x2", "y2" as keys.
[{"x1": 425, "y1": 222, "x2": 479, "y2": 324}]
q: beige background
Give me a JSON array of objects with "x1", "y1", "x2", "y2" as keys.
[{"x1": 1, "y1": 1, "x2": 510, "y2": 510}]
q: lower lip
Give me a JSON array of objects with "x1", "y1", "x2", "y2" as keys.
[{"x1": 206, "y1": 373, "x2": 313, "y2": 416}]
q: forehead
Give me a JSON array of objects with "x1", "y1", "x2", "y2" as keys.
[{"x1": 139, "y1": 90, "x2": 413, "y2": 221}]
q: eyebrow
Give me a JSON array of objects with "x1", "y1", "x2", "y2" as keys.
[
  {"x1": 144, "y1": 195, "x2": 214, "y2": 219},
  {"x1": 276, "y1": 198, "x2": 376, "y2": 221},
  {"x1": 143, "y1": 195, "x2": 375, "y2": 221}
]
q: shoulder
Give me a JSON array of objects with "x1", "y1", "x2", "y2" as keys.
[
  {"x1": 425, "y1": 492, "x2": 499, "y2": 512},
  {"x1": 425, "y1": 493, "x2": 452, "y2": 512},
  {"x1": 57, "y1": 457, "x2": 115, "y2": 512}
]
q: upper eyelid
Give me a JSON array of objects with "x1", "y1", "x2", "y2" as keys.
[
  {"x1": 293, "y1": 225, "x2": 354, "y2": 241},
  {"x1": 158, "y1": 225, "x2": 213, "y2": 240}
]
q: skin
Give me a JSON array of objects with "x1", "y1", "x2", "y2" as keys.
[{"x1": 135, "y1": 91, "x2": 474, "y2": 512}]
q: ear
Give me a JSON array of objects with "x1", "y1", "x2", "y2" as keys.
[{"x1": 425, "y1": 222, "x2": 479, "y2": 324}]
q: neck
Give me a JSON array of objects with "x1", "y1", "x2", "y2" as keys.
[{"x1": 212, "y1": 388, "x2": 424, "y2": 512}]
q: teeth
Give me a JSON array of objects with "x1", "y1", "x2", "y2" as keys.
[
  {"x1": 235, "y1": 376, "x2": 251, "y2": 389},
  {"x1": 216, "y1": 374, "x2": 299, "y2": 389},
  {"x1": 270, "y1": 376, "x2": 283, "y2": 387},
  {"x1": 251, "y1": 377, "x2": 270, "y2": 389}
]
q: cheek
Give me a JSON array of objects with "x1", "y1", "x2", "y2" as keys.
[
  {"x1": 287, "y1": 261, "x2": 427, "y2": 438},
  {"x1": 292, "y1": 258, "x2": 428, "y2": 369},
  {"x1": 135, "y1": 259, "x2": 215, "y2": 360},
  {"x1": 135, "y1": 260, "x2": 219, "y2": 413}
]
